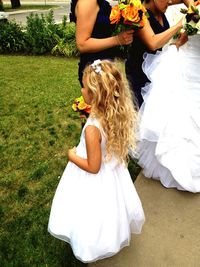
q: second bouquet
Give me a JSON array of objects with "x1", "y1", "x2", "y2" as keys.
[{"x1": 110, "y1": 0, "x2": 148, "y2": 32}]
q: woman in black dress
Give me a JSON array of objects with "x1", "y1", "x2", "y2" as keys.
[
  {"x1": 70, "y1": 0, "x2": 134, "y2": 86},
  {"x1": 125, "y1": 0, "x2": 191, "y2": 107}
]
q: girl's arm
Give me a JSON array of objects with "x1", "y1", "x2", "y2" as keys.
[
  {"x1": 75, "y1": 0, "x2": 134, "y2": 53},
  {"x1": 68, "y1": 125, "x2": 102, "y2": 174},
  {"x1": 137, "y1": 18, "x2": 183, "y2": 51}
]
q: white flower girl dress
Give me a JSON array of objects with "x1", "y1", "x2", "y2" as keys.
[
  {"x1": 136, "y1": 34, "x2": 200, "y2": 193},
  {"x1": 48, "y1": 117, "x2": 145, "y2": 263}
]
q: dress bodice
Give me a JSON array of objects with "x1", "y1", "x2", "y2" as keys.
[
  {"x1": 125, "y1": 9, "x2": 170, "y2": 106},
  {"x1": 79, "y1": 0, "x2": 116, "y2": 61},
  {"x1": 70, "y1": 0, "x2": 116, "y2": 86},
  {"x1": 76, "y1": 117, "x2": 107, "y2": 160},
  {"x1": 126, "y1": 9, "x2": 170, "y2": 82},
  {"x1": 70, "y1": 0, "x2": 112, "y2": 39}
]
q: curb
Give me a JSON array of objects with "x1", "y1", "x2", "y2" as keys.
[
  {"x1": 6, "y1": 5, "x2": 64, "y2": 15},
  {"x1": 6, "y1": 9, "x2": 38, "y2": 15}
]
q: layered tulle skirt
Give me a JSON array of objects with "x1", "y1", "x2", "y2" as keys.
[
  {"x1": 136, "y1": 36, "x2": 200, "y2": 193},
  {"x1": 48, "y1": 159, "x2": 145, "y2": 263}
]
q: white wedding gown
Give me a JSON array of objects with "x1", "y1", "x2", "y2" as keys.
[{"x1": 136, "y1": 34, "x2": 200, "y2": 193}]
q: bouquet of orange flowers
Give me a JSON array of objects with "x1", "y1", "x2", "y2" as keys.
[
  {"x1": 181, "y1": 0, "x2": 200, "y2": 35},
  {"x1": 72, "y1": 96, "x2": 91, "y2": 126},
  {"x1": 110, "y1": 0, "x2": 148, "y2": 32}
]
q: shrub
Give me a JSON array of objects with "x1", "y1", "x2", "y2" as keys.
[
  {"x1": 52, "y1": 19, "x2": 79, "y2": 57},
  {"x1": 0, "y1": 10, "x2": 79, "y2": 57},
  {"x1": 25, "y1": 10, "x2": 59, "y2": 54},
  {"x1": 0, "y1": 20, "x2": 26, "y2": 53}
]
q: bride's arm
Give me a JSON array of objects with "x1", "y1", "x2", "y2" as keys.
[
  {"x1": 170, "y1": 0, "x2": 193, "y2": 6},
  {"x1": 172, "y1": 31, "x2": 188, "y2": 49},
  {"x1": 137, "y1": 19, "x2": 183, "y2": 51}
]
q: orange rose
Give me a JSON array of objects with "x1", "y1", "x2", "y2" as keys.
[
  {"x1": 84, "y1": 106, "x2": 91, "y2": 114},
  {"x1": 194, "y1": 0, "x2": 200, "y2": 6},
  {"x1": 122, "y1": 5, "x2": 140, "y2": 24},
  {"x1": 110, "y1": 5, "x2": 121, "y2": 24}
]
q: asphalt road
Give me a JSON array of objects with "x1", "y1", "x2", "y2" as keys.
[{"x1": 6, "y1": 2, "x2": 70, "y2": 25}]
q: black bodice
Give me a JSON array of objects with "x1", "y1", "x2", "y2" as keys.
[{"x1": 70, "y1": 0, "x2": 116, "y2": 86}]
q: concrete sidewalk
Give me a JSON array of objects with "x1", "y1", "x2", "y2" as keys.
[{"x1": 89, "y1": 173, "x2": 200, "y2": 267}]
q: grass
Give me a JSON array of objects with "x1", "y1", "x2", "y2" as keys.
[
  {"x1": 4, "y1": 4, "x2": 59, "y2": 12},
  {"x1": 0, "y1": 55, "x2": 86, "y2": 267},
  {"x1": 0, "y1": 55, "x2": 140, "y2": 267}
]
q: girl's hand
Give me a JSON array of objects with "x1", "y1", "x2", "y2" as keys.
[
  {"x1": 117, "y1": 29, "x2": 134, "y2": 45},
  {"x1": 68, "y1": 147, "x2": 76, "y2": 161},
  {"x1": 66, "y1": 126, "x2": 101, "y2": 174}
]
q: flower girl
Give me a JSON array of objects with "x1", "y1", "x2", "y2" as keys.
[{"x1": 48, "y1": 59, "x2": 145, "y2": 263}]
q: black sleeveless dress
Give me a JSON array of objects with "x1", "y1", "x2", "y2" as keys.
[
  {"x1": 70, "y1": 0, "x2": 116, "y2": 86},
  {"x1": 125, "y1": 10, "x2": 170, "y2": 107}
]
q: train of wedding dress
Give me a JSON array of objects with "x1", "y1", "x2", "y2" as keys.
[{"x1": 135, "y1": 34, "x2": 200, "y2": 193}]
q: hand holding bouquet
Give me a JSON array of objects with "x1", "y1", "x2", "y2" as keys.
[{"x1": 180, "y1": 0, "x2": 200, "y2": 35}]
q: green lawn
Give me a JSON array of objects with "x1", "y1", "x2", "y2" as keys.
[
  {"x1": 0, "y1": 55, "x2": 140, "y2": 267},
  {"x1": 0, "y1": 55, "x2": 86, "y2": 267}
]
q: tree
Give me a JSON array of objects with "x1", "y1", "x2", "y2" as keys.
[
  {"x1": 10, "y1": 0, "x2": 21, "y2": 8},
  {"x1": 0, "y1": 0, "x2": 4, "y2": 11}
]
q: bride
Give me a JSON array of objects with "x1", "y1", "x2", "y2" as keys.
[{"x1": 135, "y1": 4, "x2": 200, "y2": 193}]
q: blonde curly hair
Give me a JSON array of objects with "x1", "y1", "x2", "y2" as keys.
[{"x1": 83, "y1": 60, "x2": 138, "y2": 165}]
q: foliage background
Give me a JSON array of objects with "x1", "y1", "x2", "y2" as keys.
[{"x1": 0, "y1": 10, "x2": 79, "y2": 57}]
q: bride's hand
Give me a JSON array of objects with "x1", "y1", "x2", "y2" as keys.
[
  {"x1": 116, "y1": 29, "x2": 134, "y2": 45},
  {"x1": 175, "y1": 31, "x2": 188, "y2": 49},
  {"x1": 177, "y1": 17, "x2": 184, "y2": 29}
]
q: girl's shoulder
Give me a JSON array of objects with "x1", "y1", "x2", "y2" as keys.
[
  {"x1": 85, "y1": 117, "x2": 101, "y2": 130},
  {"x1": 81, "y1": 117, "x2": 104, "y2": 141}
]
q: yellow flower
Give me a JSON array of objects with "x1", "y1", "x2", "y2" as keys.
[
  {"x1": 72, "y1": 96, "x2": 91, "y2": 114},
  {"x1": 72, "y1": 103, "x2": 78, "y2": 111},
  {"x1": 130, "y1": 0, "x2": 143, "y2": 8},
  {"x1": 78, "y1": 101, "x2": 88, "y2": 110}
]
